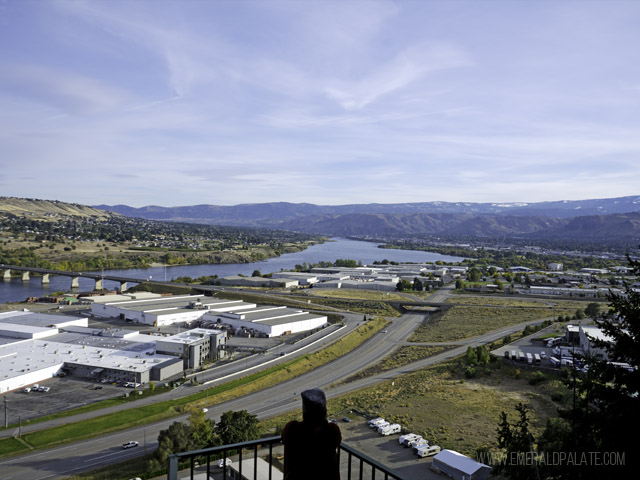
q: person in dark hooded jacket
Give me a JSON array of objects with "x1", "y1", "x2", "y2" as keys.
[{"x1": 282, "y1": 388, "x2": 342, "y2": 480}]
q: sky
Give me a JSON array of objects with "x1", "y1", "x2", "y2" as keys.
[{"x1": 0, "y1": 0, "x2": 639, "y2": 207}]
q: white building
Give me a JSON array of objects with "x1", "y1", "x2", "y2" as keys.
[
  {"x1": 91, "y1": 295, "x2": 257, "y2": 326},
  {"x1": 204, "y1": 306, "x2": 327, "y2": 337},
  {"x1": 219, "y1": 276, "x2": 299, "y2": 288},
  {"x1": 432, "y1": 449, "x2": 491, "y2": 480},
  {"x1": 580, "y1": 325, "x2": 613, "y2": 360}
]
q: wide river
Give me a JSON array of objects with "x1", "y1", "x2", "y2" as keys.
[{"x1": 0, "y1": 238, "x2": 465, "y2": 303}]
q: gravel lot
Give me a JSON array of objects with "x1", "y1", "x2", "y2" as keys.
[{"x1": 338, "y1": 416, "x2": 444, "y2": 480}]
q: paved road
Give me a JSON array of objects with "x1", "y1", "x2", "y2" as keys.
[
  {"x1": 0, "y1": 310, "x2": 425, "y2": 479},
  {"x1": 0, "y1": 285, "x2": 543, "y2": 479}
]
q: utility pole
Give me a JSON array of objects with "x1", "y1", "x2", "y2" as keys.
[{"x1": 4, "y1": 396, "x2": 7, "y2": 428}]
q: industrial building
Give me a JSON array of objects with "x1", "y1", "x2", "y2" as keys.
[
  {"x1": 205, "y1": 306, "x2": 328, "y2": 337},
  {"x1": 432, "y1": 449, "x2": 491, "y2": 480},
  {"x1": 91, "y1": 294, "x2": 257, "y2": 326},
  {"x1": 0, "y1": 310, "x2": 214, "y2": 393},
  {"x1": 219, "y1": 275, "x2": 299, "y2": 288},
  {"x1": 156, "y1": 328, "x2": 227, "y2": 369},
  {"x1": 579, "y1": 325, "x2": 613, "y2": 360}
]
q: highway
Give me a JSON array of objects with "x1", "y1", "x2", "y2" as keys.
[
  {"x1": 0, "y1": 311, "x2": 424, "y2": 479},
  {"x1": 0, "y1": 285, "x2": 548, "y2": 479}
]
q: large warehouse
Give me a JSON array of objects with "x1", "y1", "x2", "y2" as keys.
[
  {"x1": 91, "y1": 294, "x2": 257, "y2": 326},
  {"x1": 205, "y1": 306, "x2": 328, "y2": 337},
  {"x1": 0, "y1": 311, "x2": 193, "y2": 393}
]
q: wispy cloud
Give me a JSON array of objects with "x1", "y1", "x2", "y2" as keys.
[
  {"x1": 0, "y1": 63, "x2": 129, "y2": 114},
  {"x1": 325, "y1": 44, "x2": 472, "y2": 111},
  {"x1": 0, "y1": 0, "x2": 638, "y2": 206}
]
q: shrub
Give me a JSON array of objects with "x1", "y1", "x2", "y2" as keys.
[
  {"x1": 464, "y1": 366, "x2": 477, "y2": 378},
  {"x1": 528, "y1": 371, "x2": 546, "y2": 385}
]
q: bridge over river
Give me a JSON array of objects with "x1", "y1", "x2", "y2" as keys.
[{"x1": 0, "y1": 264, "x2": 154, "y2": 291}]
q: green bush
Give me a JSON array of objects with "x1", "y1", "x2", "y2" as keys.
[
  {"x1": 464, "y1": 366, "x2": 477, "y2": 378},
  {"x1": 528, "y1": 371, "x2": 546, "y2": 385}
]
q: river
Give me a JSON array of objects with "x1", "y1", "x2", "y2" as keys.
[{"x1": 0, "y1": 238, "x2": 465, "y2": 303}]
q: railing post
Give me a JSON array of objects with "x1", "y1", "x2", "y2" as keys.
[
  {"x1": 269, "y1": 441, "x2": 274, "y2": 480},
  {"x1": 254, "y1": 444, "x2": 258, "y2": 480},
  {"x1": 168, "y1": 454, "x2": 179, "y2": 480}
]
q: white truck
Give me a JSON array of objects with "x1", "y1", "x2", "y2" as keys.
[
  {"x1": 399, "y1": 434, "x2": 420, "y2": 446},
  {"x1": 526, "y1": 353, "x2": 533, "y2": 365},
  {"x1": 415, "y1": 445, "x2": 441, "y2": 457},
  {"x1": 378, "y1": 424, "x2": 401, "y2": 435},
  {"x1": 368, "y1": 418, "x2": 386, "y2": 428}
]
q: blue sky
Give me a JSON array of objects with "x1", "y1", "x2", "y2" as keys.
[{"x1": 1, "y1": 0, "x2": 639, "y2": 207}]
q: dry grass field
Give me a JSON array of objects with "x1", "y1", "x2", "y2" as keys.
[
  {"x1": 328, "y1": 360, "x2": 569, "y2": 456},
  {"x1": 447, "y1": 295, "x2": 607, "y2": 310},
  {"x1": 408, "y1": 306, "x2": 575, "y2": 343}
]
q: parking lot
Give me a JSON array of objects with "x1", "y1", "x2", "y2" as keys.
[
  {"x1": 337, "y1": 417, "x2": 445, "y2": 480},
  {"x1": 173, "y1": 417, "x2": 446, "y2": 480},
  {"x1": 2, "y1": 376, "x2": 126, "y2": 425}
]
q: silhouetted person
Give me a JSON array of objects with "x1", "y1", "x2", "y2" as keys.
[{"x1": 282, "y1": 388, "x2": 341, "y2": 480}]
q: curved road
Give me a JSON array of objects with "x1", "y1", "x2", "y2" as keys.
[{"x1": 0, "y1": 285, "x2": 545, "y2": 479}]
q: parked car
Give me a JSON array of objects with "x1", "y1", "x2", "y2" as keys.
[
  {"x1": 342, "y1": 417, "x2": 351, "y2": 423},
  {"x1": 122, "y1": 441, "x2": 139, "y2": 449}
]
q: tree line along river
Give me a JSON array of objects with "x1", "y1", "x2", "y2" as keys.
[{"x1": 0, "y1": 237, "x2": 465, "y2": 303}]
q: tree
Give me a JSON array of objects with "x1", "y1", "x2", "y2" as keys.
[
  {"x1": 465, "y1": 346, "x2": 478, "y2": 365},
  {"x1": 215, "y1": 410, "x2": 261, "y2": 445},
  {"x1": 468, "y1": 267, "x2": 482, "y2": 282},
  {"x1": 189, "y1": 408, "x2": 217, "y2": 449},
  {"x1": 396, "y1": 279, "x2": 412, "y2": 292},
  {"x1": 251, "y1": 270, "x2": 262, "y2": 277},
  {"x1": 154, "y1": 421, "x2": 196, "y2": 466},
  {"x1": 455, "y1": 279, "x2": 463, "y2": 290},
  {"x1": 584, "y1": 302, "x2": 600, "y2": 319},
  {"x1": 538, "y1": 252, "x2": 640, "y2": 479},
  {"x1": 495, "y1": 403, "x2": 535, "y2": 480},
  {"x1": 412, "y1": 277, "x2": 424, "y2": 291}
]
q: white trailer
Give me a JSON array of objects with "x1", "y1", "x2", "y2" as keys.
[
  {"x1": 408, "y1": 437, "x2": 427, "y2": 448},
  {"x1": 374, "y1": 421, "x2": 390, "y2": 430},
  {"x1": 526, "y1": 353, "x2": 533, "y2": 364},
  {"x1": 399, "y1": 434, "x2": 420, "y2": 446},
  {"x1": 415, "y1": 445, "x2": 441, "y2": 457},
  {"x1": 379, "y1": 424, "x2": 401, "y2": 435},
  {"x1": 369, "y1": 418, "x2": 386, "y2": 429},
  {"x1": 534, "y1": 353, "x2": 541, "y2": 365},
  {"x1": 510, "y1": 350, "x2": 517, "y2": 360},
  {"x1": 368, "y1": 417, "x2": 384, "y2": 427}
]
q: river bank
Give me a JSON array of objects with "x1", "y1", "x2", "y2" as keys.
[{"x1": 0, "y1": 238, "x2": 466, "y2": 303}]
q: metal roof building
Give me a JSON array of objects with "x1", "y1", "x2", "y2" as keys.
[
  {"x1": 432, "y1": 449, "x2": 491, "y2": 480},
  {"x1": 90, "y1": 294, "x2": 256, "y2": 326},
  {"x1": 204, "y1": 306, "x2": 327, "y2": 338}
]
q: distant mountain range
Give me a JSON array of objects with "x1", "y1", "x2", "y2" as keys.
[{"x1": 95, "y1": 196, "x2": 640, "y2": 241}]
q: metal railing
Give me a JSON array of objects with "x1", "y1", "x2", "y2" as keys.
[{"x1": 168, "y1": 435, "x2": 410, "y2": 480}]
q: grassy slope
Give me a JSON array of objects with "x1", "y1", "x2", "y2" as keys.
[
  {"x1": 0, "y1": 197, "x2": 111, "y2": 219},
  {"x1": 409, "y1": 306, "x2": 574, "y2": 343},
  {"x1": 0, "y1": 318, "x2": 388, "y2": 458}
]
